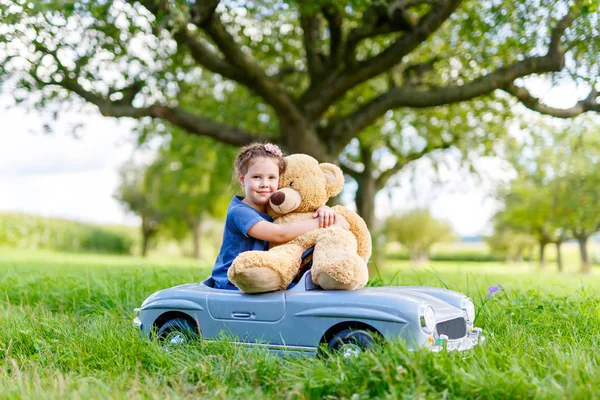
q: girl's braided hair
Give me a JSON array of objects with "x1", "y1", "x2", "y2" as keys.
[{"x1": 234, "y1": 142, "x2": 286, "y2": 176}]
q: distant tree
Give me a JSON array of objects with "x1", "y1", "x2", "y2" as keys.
[
  {"x1": 497, "y1": 180, "x2": 568, "y2": 271},
  {"x1": 485, "y1": 226, "x2": 536, "y2": 263},
  {"x1": 145, "y1": 133, "x2": 236, "y2": 258},
  {"x1": 340, "y1": 95, "x2": 511, "y2": 229},
  {"x1": 553, "y1": 125, "x2": 600, "y2": 273},
  {"x1": 114, "y1": 162, "x2": 161, "y2": 257},
  {"x1": 385, "y1": 209, "x2": 453, "y2": 265},
  {"x1": 497, "y1": 114, "x2": 600, "y2": 272}
]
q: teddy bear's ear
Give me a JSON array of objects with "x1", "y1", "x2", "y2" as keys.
[{"x1": 320, "y1": 163, "x2": 345, "y2": 197}]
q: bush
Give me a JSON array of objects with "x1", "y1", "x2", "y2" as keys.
[{"x1": 0, "y1": 213, "x2": 134, "y2": 254}]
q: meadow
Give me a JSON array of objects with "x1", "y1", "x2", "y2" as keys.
[{"x1": 1, "y1": 247, "x2": 600, "y2": 399}]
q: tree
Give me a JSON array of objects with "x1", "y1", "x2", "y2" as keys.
[
  {"x1": 497, "y1": 180, "x2": 569, "y2": 271},
  {"x1": 553, "y1": 123, "x2": 600, "y2": 273},
  {"x1": 145, "y1": 133, "x2": 236, "y2": 258},
  {"x1": 114, "y1": 162, "x2": 162, "y2": 257},
  {"x1": 385, "y1": 209, "x2": 453, "y2": 265},
  {"x1": 497, "y1": 114, "x2": 600, "y2": 272},
  {"x1": 485, "y1": 225, "x2": 536, "y2": 263},
  {"x1": 1, "y1": 0, "x2": 598, "y2": 229},
  {"x1": 340, "y1": 94, "x2": 511, "y2": 229}
]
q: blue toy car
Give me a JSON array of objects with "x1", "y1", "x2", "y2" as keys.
[{"x1": 133, "y1": 266, "x2": 484, "y2": 356}]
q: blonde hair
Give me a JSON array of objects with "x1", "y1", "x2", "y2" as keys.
[{"x1": 234, "y1": 142, "x2": 286, "y2": 176}]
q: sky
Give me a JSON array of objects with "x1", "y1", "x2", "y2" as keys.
[
  {"x1": 0, "y1": 80, "x2": 592, "y2": 237},
  {"x1": 0, "y1": 97, "x2": 140, "y2": 226}
]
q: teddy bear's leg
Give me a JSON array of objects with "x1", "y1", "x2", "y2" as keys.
[
  {"x1": 310, "y1": 229, "x2": 369, "y2": 290},
  {"x1": 228, "y1": 242, "x2": 308, "y2": 293}
]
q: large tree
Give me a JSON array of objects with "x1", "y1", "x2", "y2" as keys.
[
  {"x1": 145, "y1": 133, "x2": 236, "y2": 258},
  {"x1": 1, "y1": 0, "x2": 598, "y2": 227}
]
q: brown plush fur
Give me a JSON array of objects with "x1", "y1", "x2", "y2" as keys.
[{"x1": 228, "y1": 154, "x2": 371, "y2": 293}]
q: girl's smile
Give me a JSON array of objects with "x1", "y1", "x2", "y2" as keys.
[{"x1": 238, "y1": 157, "x2": 280, "y2": 212}]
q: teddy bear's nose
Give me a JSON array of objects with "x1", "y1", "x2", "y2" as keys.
[{"x1": 270, "y1": 191, "x2": 286, "y2": 206}]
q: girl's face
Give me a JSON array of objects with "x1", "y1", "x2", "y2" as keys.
[{"x1": 238, "y1": 157, "x2": 279, "y2": 211}]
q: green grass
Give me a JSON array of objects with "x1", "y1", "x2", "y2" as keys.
[
  {"x1": 1, "y1": 249, "x2": 600, "y2": 398},
  {"x1": 0, "y1": 213, "x2": 136, "y2": 254}
]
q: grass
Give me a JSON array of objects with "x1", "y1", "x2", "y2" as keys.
[
  {"x1": 1, "y1": 249, "x2": 600, "y2": 398},
  {"x1": 0, "y1": 212, "x2": 135, "y2": 254}
]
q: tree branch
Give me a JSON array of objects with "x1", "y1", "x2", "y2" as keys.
[
  {"x1": 327, "y1": 9, "x2": 579, "y2": 146},
  {"x1": 188, "y1": 0, "x2": 220, "y2": 26},
  {"x1": 58, "y1": 77, "x2": 264, "y2": 145},
  {"x1": 172, "y1": 29, "x2": 245, "y2": 81},
  {"x1": 339, "y1": 161, "x2": 360, "y2": 180},
  {"x1": 502, "y1": 84, "x2": 599, "y2": 118},
  {"x1": 376, "y1": 140, "x2": 453, "y2": 188},
  {"x1": 322, "y1": 4, "x2": 343, "y2": 70},
  {"x1": 300, "y1": 10, "x2": 325, "y2": 84},
  {"x1": 108, "y1": 80, "x2": 145, "y2": 105},
  {"x1": 200, "y1": 11, "x2": 303, "y2": 121},
  {"x1": 132, "y1": 0, "x2": 246, "y2": 83},
  {"x1": 136, "y1": 0, "x2": 303, "y2": 122},
  {"x1": 301, "y1": 0, "x2": 462, "y2": 119}
]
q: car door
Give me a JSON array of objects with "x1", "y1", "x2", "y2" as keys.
[{"x1": 206, "y1": 290, "x2": 286, "y2": 344}]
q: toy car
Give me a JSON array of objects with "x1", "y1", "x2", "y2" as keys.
[{"x1": 133, "y1": 267, "x2": 484, "y2": 356}]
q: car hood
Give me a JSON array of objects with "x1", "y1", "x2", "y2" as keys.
[
  {"x1": 292, "y1": 286, "x2": 465, "y2": 322},
  {"x1": 361, "y1": 286, "x2": 463, "y2": 320}
]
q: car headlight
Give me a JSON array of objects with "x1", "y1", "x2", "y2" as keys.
[
  {"x1": 420, "y1": 304, "x2": 436, "y2": 334},
  {"x1": 462, "y1": 298, "x2": 475, "y2": 322}
]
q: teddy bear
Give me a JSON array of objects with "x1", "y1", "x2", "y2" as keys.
[{"x1": 228, "y1": 154, "x2": 372, "y2": 293}]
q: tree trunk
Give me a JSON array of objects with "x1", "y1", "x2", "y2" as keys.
[
  {"x1": 192, "y1": 219, "x2": 202, "y2": 259},
  {"x1": 410, "y1": 249, "x2": 429, "y2": 267},
  {"x1": 577, "y1": 235, "x2": 591, "y2": 274},
  {"x1": 555, "y1": 242, "x2": 563, "y2": 272},
  {"x1": 355, "y1": 175, "x2": 377, "y2": 231},
  {"x1": 141, "y1": 215, "x2": 158, "y2": 258},
  {"x1": 280, "y1": 119, "x2": 331, "y2": 161},
  {"x1": 354, "y1": 155, "x2": 382, "y2": 274},
  {"x1": 141, "y1": 229, "x2": 150, "y2": 257},
  {"x1": 538, "y1": 241, "x2": 547, "y2": 269}
]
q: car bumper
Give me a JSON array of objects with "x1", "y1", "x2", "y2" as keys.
[{"x1": 430, "y1": 327, "x2": 484, "y2": 352}]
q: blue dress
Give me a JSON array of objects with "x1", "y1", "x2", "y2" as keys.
[{"x1": 211, "y1": 196, "x2": 273, "y2": 290}]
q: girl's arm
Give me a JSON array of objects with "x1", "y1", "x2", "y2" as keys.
[{"x1": 248, "y1": 214, "x2": 349, "y2": 244}]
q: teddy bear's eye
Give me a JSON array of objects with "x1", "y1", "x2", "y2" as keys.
[{"x1": 289, "y1": 181, "x2": 294, "y2": 188}]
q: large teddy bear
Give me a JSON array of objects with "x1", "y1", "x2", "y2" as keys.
[{"x1": 228, "y1": 154, "x2": 371, "y2": 293}]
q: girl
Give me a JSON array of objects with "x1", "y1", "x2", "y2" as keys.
[{"x1": 211, "y1": 143, "x2": 346, "y2": 290}]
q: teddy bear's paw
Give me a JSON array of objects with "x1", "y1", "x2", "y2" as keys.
[
  {"x1": 313, "y1": 254, "x2": 369, "y2": 290},
  {"x1": 314, "y1": 273, "x2": 360, "y2": 290},
  {"x1": 233, "y1": 267, "x2": 283, "y2": 294}
]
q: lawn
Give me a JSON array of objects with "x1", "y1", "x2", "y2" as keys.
[{"x1": 1, "y1": 248, "x2": 599, "y2": 399}]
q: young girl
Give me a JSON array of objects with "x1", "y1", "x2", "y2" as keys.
[{"x1": 211, "y1": 143, "x2": 345, "y2": 290}]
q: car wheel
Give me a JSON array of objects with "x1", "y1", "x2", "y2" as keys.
[
  {"x1": 328, "y1": 328, "x2": 376, "y2": 358},
  {"x1": 156, "y1": 318, "x2": 199, "y2": 345}
]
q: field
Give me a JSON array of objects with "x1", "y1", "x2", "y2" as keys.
[{"x1": 1, "y1": 248, "x2": 600, "y2": 399}]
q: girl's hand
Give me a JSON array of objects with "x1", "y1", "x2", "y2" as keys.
[{"x1": 313, "y1": 205, "x2": 336, "y2": 227}]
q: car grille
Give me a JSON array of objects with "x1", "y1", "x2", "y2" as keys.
[{"x1": 436, "y1": 318, "x2": 467, "y2": 339}]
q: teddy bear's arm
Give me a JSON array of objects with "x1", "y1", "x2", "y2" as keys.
[{"x1": 332, "y1": 205, "x2": 372, "y2": 262}]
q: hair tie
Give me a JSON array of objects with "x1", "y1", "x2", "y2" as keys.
[{"x1": 264, "y1": 143, "x2": 283, "y2": 157}]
